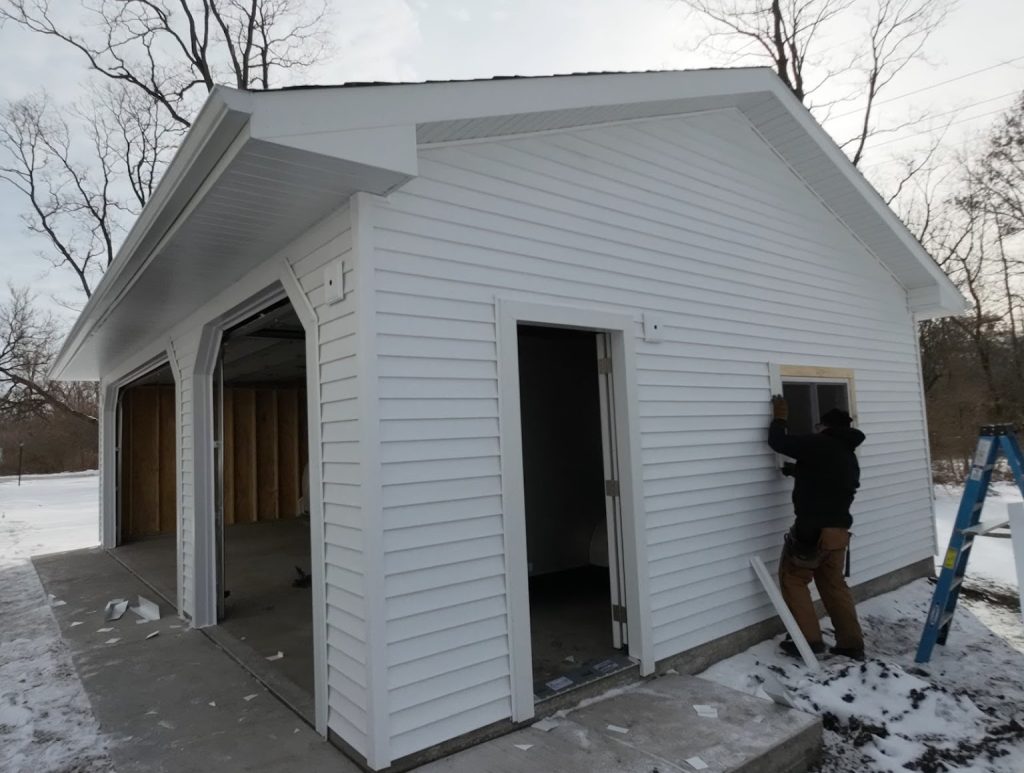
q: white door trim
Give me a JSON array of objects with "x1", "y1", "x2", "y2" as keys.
[
  {"x1": 496, "y1": 299, "x2": 653, "y2": 722},
  {"x1": 193, "y1": 282, "x2": 288, "y2": 628}
]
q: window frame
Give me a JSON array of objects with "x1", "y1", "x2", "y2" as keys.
[{"x1": 768, "y1": 364, "x2": 859, "y2": 459}]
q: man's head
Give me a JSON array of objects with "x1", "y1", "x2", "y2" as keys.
[{"x1": 818, "y1": 408, "x2": 853, "y2": 430}]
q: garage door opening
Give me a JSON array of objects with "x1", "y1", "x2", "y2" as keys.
[
  {"x1": 112, "y1": 362, "x2": 178, "y2": 606},
  {"x1": 214, "y1": 298, "x2": 314, "y2": 702},
  {"x1": 517, "y1": 325, "x2": 634, "y2": 701}
]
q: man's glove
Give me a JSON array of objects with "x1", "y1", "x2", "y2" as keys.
[{"x1": 771, "y1": 395, "x2": 788, "y2": 421}]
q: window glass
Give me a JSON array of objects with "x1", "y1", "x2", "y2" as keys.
[
  {"x1": 816, "y1": 383, "x2": 849, "y2": 416},
  {"x1": 782, "y1": 382, "x2": 814, "y2": 434},
  {"x1": 782, "y1": 380, "x2": 850, "y2": 434}
]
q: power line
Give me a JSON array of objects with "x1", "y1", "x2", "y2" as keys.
[
  {"x1": 832, "y1": 55, "x2": 1024, "y2": 119},
  {"x1": 863, "y1": 104, "x2": 1011, "y2": 153}
]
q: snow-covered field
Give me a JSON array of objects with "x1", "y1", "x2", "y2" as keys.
[
  {"x1": 1, "y1": 473, "x2": 1022, "y2": 772},
  {"x1": 0, "y1": 472, "x2": 112, "y2": 773},
  {"x1": 702, "y1": 485, "x2": 1024, "y2": 773}
]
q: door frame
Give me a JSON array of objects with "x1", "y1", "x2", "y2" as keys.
[
  {"x1": 496, "y1": 299, "x2": 653, "y2": 722},
  {"x1": 193, "y1": 274, "x2": 328, "y2": 736},
  {"x1": 101, "y1": 351, "x2": 182, "y2": 613}
]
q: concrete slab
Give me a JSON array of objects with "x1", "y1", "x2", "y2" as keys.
[
  {"x1": 420, "y1": 675, "x2": 820, "y2": 773},
  {"x1": 33, "y1": 549, "x2": 356, "y2": 773},
  {"x1": 33, "y1": 548, "x2": 820, "y2": 773}
]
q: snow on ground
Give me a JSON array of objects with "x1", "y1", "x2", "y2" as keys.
[
  {"x1": 3, "y1": 475, "x2": 1023, "y2": 772},
  {"x1": 934, "y1": 483, "x2": 1021, "y2": 591},
  {"x1": 0, "y1": 472, "x2": 113, "y2": 773},
  {"x1": 701, "y1": 484, "x2": 1024, "y2": 773}
]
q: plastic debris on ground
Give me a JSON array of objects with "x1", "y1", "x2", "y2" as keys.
[
  {"x1": 266, "y1": 651, "x2": 284, "y2": 661},
  {"x1": 606, "y1": 724, "x2": 629, "y2": 734},
  {"x1": 685, "y1": 756, "x2": 709, "y2": 770},
  {"x1": 532, "y1": 717, "x2": 560, "y2": 732},
  {"x1": 693, "y1": 704, "x2": 719, "y2": 718},
  {"x1": 513, "y1": 744, "x2": 533, "y2": 751},
  {"x1": 145, "y1": 631, "x2": 159, "y2": 640},
  {"x1": 103, "y1": 599, "x2": 129, "y2": 621},
  {"x1": 130, "y1": 595, "x2": 160, "y2": 622}
]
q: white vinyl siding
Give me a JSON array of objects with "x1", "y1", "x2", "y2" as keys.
[
  {"x1": 371, "y1": 108, "x2": 932, "y2": 757},
  {"x1": 171, "y1": 329, "x2": 201, "y2": 620},
  {"x1": 282, "y1": 206, "x2": 370, "y2": 755}
]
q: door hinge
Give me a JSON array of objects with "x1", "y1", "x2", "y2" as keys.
[
  {"x1": 612, "y1": 604, "x2": 627, "y2": 624},
  {"x1": 597, "y1": 357, "x2": 612, "y2": 375},
  {"x1": 605, "y1": 479, "x2": 620, "y2": 497}
]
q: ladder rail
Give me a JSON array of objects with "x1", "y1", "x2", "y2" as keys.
[{"x1": 915, "y1": 428, "x2": 1003, "y2": 662}]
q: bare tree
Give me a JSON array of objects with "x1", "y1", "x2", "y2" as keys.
[
  {"x1": 680, "y1": 0, "x2": 954, "y2": 167},
  {"x1": 1, "y1": 0, "x2": 333, "y2": 128},
  {"x1": 0, "y1": 94, "x2": 120, "y2": 298},
  {"x1": 0, "y1": 285, "x2": 97, "y2": 424}
]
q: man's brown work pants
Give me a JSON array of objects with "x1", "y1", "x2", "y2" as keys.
[{"x1": 778, "y1": 527, "x2": 864, "y2": 649}]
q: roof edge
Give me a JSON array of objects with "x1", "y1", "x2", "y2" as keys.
[{"x1": 51, "y1": 88, "x2": 254, "y2": 380}]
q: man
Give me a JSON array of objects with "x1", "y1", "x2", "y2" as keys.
[{"x1": 768, "y1": 395, "x2": 866, "y2": 660}]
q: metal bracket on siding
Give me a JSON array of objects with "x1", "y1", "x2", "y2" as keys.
[
  {"x1": 597, "y1": 357, "x2": 612, "y2": 375},
  {"x1": 605, "y1": 479, "x2": 621, "y2": 497}
]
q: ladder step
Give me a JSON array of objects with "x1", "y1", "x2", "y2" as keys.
[
  {"x1": 960, "y1": 519, "x2": 1010, "y2": 536},
  {"x1": 940, "y1": 611, "x2": 955, "y2": 630}
]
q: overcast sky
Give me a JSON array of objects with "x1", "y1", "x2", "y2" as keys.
[{"x1": 1, "y1": 0, "x2": 1022, "y2": 323}]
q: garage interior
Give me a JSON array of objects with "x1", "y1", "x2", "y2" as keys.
[
  {"x1": 111, "y1": 299, "x2": 315, "y2": 711},
  {"x1": 516, "y1": 325, "x2": 633, "y2": 701},
  {"x1": 111, "y1": 362, "x2": 179, "y2": 606},
  {"x1": 214, "y1": 299, "x2": 313, "y2": 702}
]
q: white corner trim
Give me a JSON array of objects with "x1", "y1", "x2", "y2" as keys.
[
  {"x1": 165, "y1": 339, "x2": 186, "y2": 619},
  {"x1": 279, "y1": 260, "x2": 330, "y2": 738},
  {"x1": 352, "y1": 192, "x2": 392, "y2": 769}
]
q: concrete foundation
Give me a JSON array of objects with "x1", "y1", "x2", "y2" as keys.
[
  {"x1": 417, "y1": 673, "x2": 821, "y2": 773},
  {"x1": 32, "y1": 548, "x2": 351, "y2": 773},
  {"x1": 34, "y1": 548, "x2": 825, "y2": 773},
  {"x1": 112, "y1": 518, "x2": 315, "y2": 711}
]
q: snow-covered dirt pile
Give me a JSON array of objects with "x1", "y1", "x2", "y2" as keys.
[
  {"x1": 0, "y1": 472, "x2": 113, "y2": 773},
  {"x1": 701, "y1": 578, "x2": 1024, "y2": 772}
]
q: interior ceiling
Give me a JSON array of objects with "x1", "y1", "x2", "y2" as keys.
[
  {"x1": 125, "y1": 363, "x2": 176, "y2": 388},
  {"x1": 222, "y1": 303, "x2": 306, "y2": 385}
]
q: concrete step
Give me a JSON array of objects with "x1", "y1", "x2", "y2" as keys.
[{"x1": 420, "y1": 674, "x2": 821, "y2": 773}]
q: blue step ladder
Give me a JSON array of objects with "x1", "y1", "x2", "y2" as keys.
[{"x1": 916, "y1": 423, "x2": 1024, "y2": 663}]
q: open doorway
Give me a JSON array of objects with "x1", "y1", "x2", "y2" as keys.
[
  {"x1": 517, "y1": 325, "x2": 634, "y2": 701},
  {"x1": 213, "y1": 298, "x2": 314, "y2": 702},
  {"x1": 111, "y1": 362, "x2": 178, "y2": 606}
]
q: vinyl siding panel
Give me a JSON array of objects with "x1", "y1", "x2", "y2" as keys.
[
  {"x1": 373, "y1": 108, "x2": 933, "y2": 756},
  {"x1": 283, "y1": 205, "x2": 371, "y2": 757}
]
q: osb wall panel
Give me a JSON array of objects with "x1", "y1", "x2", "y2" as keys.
[
  {"x1": 120, "y1": 386, "x2": 176, "y2": 539},
  {"x1": 222, "y1": 387, "x2": 308, "y2": 525},
  {"x1": 120, "y1": 385, "x2": 308, "y2": 541}
]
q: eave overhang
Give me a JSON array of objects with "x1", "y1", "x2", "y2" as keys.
[{"x1": 53, "y1": 69, "x2": 965, "y2": 381}]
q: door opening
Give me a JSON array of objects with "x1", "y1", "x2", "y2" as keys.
[
  {"x1": 112, "y1": 361, "x2": 178, "y2": 606},
  {"x1": 213, "y1": 298, "x2": 315, "y2": 705},
  {"x1": 516, "y1": 324, "x2": 634, "y2": 701}
]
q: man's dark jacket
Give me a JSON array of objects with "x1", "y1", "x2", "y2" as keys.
[{"x1": 768, "y1": 419, "x2": 866, "y2": 540}]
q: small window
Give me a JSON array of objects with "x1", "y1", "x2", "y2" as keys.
[
  {"x1": 773, "y1": 366, "x2": 856, "y2": 435},
  {"x1": 782, "y1": 381, "x2": 850, "y2": 434}
]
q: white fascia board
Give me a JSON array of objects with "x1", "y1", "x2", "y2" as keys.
[
  {"x1": 750, "y1": 80, "x2": 965, "y2": 316},
  {"x1": 249, "y1": 112, "x2": 418, "y2": 179},
  {"x1": 245, "y1": 68, "x2": 775, "y2": 133},
  {"x1": 909, "y1": 282, "x2": 971, "y2": 320},
  {"x1": 51, "y1": 88, "x2": 254, "y2": 381}
]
